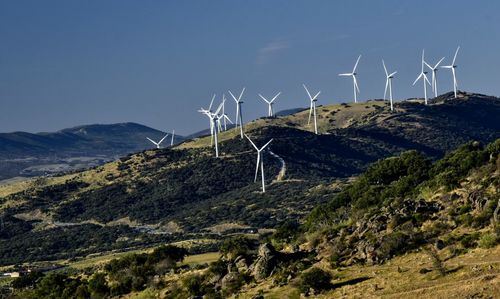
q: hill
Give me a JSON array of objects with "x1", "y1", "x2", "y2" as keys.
[
  {"x1": 4, "y1": 137, "x2": 499, "y2": 298},
  {"x1": 0, "y1": 122, "x2": 183, "y2": 181},
  {"x1": 0, "y1": 91, "x2": 499, "y2": 265}
]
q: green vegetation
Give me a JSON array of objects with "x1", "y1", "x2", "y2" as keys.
[
  {"x1": 10, "y1": 245, "x2": 188, "y2": 299},
  {"x1": 297, "y1": 267, "x2": 332, "y2": 294}
]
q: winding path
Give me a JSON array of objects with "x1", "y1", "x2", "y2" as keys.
[{"x1": 268, "y1": 151, "x2": 286, "y2": 181}]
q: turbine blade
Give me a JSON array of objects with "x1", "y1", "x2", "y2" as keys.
[
  {"x1": 308, "y1": 103, "x2": 313, "y2": 124},
  {"x1": 159, "y1": 133, "x2": 169, "y2": 144},
  {"x1": 313, "y1": 91, "x2": 321, "y2": 100},
  {"x1": 254, "y1": 154, "x2": 260, "y2": 183},
  {"x1": 424, "y1": 73, "x2": 431, "y2": 86},
  {"x1": 303, "y1": 84, "x2": 312, "y2": 100},
  {"x1": 146, "y1": 137, "x2": 156, "y2": 144},
  {"x1": 224, "y1": 114, "x2": 233, "y2": 123},
  {"x1": 258, "y1": 94, "x2": 270, "y2": 103},
  {"x1": 245, "y1": 134, "x2": 259, "y2": 151},
  {"x1": 353, "y1": 75, "x2": 360, "y2": 93},
  {"x1": 382, "y1": 60, "x2": 388, "y2": 77},
  {"x1": 228, "y1": 90, "x2": 238, "y2": 102},
  {"x1": 260, "y1": 139, "x2": 273, "y2": 151},
  {"x1": 389, "y1": 71, "x2": 397, "y2": 77},
  {"x1": 413, "y1": 73, "x2": 423, "y2": 86},
  {"x1": 214, "y1": 102, "x2": 224, "y2": 115},
  {"x1": 270, "y1": 92, "x2": 281, "y2": 103},
  {"x1": 452, "y1": 46, "x2": 460, "y2": 65},
  {"x1": 209, "y1": 94, "x2": 215, "y2": 111},
  {"x1": 338, "y1": 73, "x2": 352, "y2": 76},
  {"x1": 424, "y1": 61, "x2": 432, "y2": 69},
  {"x1": 238, "y1": 87, "x2": 246, "y2": 100},
  {"x1": 434, "y1": 57, "x2": 445, "y2": 68},
  {"x1": 353, "y1": 54, "x2": 361, "y2": 72},
  {"x1": 384, "y1": 79, "x2": 389, "y2": 100}
]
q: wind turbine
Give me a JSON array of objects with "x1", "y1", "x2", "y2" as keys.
[
  {"x1": 425, "y1": 56, "x2": 445, "y2": 97},
  {"x1": 383, "y1": 60, "x2": 397, "y2": 112},
  {"x1": 258, "y1": 92, "x2": 281, "y2": 117},
  {"x1": 413, "y1": 49, "x2": 432, "y2": 105},
  {"x1": 198, "y1": 94, "x2": 217, "y2": 145},
  {"x1": 228, "y1": 87, "x2": 245, "y2": 139},
  {"x1": 441, "y1": 46, "x2": 460, "y2": 98},
  {"x1": 146, "y1": 133, "x2": 169, "y2": 149},
  {"x1": 302, "y1": 84, "x2": 321, "y2": 134},
  {"x1": 170, "y1": 129, "x2": 175, "y2": 146},
  {"x1": 203, "y1": 102, "x2": 224, "y2": 157},
  {"x1": 339, "y1": 55, "x2": 361, "y2": 103},
  {"x1": 245, "y1": 134, "x2": 273, "y2": 193}
]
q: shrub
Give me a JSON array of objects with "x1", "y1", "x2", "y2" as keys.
[
  {"x1": 183, "y1": 274, "x2": 205, "y2": 297},
  {"x1": 220, "y1": 236, "x2": 253, "y2": 260},
  {"x1": 478, "y1": 233, "x2": 499, "y2": 249},
  {"x1": 297, "y1": 267, "x2": 331, "y2": 294}
]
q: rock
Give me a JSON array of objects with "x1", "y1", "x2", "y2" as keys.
[
  {"x1": 221, "y1": 272, "x2": 241, "y2": 290},
  {"x1": 235, "y1": 255, "x2": 249, "y2": 273},
  {"x1": 251, "y1": 243, "x2": 277, "y2": 280}
]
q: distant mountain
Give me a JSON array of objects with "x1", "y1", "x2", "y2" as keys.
[
  {"x1": 1, "y1": 91, "x2": 499, "y2": 265},
  {"x1": 0, "y1": 122, "x2": 184, "y2": 181}
]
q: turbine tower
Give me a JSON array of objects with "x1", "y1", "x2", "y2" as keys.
[
  {"x1": 228, "y1": 87, "x2": 246, "y2": 139},
  {"x1": 258, "y1": 92, "x2": 281, "y2": 117},
  {"x1": 339, "y1": 55, "x2": 361, "y2": 103},
  {"x1": 383, "y1": 60, "x2": 397, "y2": 112},
  {"x1": 413, "y1": 49, "x2": 432, "y2": 105},
  {"x1": 303, "y1": 84, "x2": 321, "y2": 134},
  {"x1": 245, "y1": 134, "x2": 273, "y2": 193},
  {"x1": 146, "y1": 133, "x2": 169, "y2": 149},
  {"x1": 441, "y1": 46, "x2": 460, "y2": 98},
  {"x1": 425, "y1": 57, "x2": 445, "y2": 97}
]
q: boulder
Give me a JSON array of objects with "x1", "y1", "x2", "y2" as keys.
[{"x1": 251, "y1": 243, "x2": 277, "y2": 280}]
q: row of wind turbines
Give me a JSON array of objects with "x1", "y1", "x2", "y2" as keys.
[
  {"x1": 339, "y1": 46, "x2": 461, "y2": 110},
  {"x1": 147, "y1": 46, "x2": 461, "y2": 193}
]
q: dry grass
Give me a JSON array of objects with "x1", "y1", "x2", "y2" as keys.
[{"x1": 237, "y1": 245, "x2": 500, "y2": 299}]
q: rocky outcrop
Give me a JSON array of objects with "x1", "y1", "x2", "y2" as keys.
[{"x1": 250, "y1": 243, "x2": 278, "y2": 280}]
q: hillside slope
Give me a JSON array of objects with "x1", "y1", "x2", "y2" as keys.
[
  {"x1": 5, "y1": 138, "x2": 499, "y2": 299},
  {"x1": 0, "y1": 92, "x2": 499, "y2": 265}
]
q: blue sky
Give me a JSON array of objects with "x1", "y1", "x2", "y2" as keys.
[{"x1": 1, "y1": 0, "x2": 499, "y2": 134}]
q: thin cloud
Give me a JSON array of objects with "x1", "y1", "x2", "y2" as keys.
[{"x1": 256, "y1": 39, "x2": 290, "y2": 65}]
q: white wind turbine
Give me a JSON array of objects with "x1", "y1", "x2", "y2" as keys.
[
  {"x1": 170, "y1": 129, "x2": 175, "y2": 146},
  {"x1": 413, "y1": 49, "x2": 432, "y2": 105},
  {"x1": 245, "y1": 134, "x2": 273, "y2": 193},
  {"x1": 228, "y1": 87, "x2": 245, "y2": 139},
  {"x1": 302, "y1": 84, "x2": 321, "y2": 134},
  {"x1": 146, "y1": 133, "x2": 169, "y2": 149},
  {"x1": 203, "y1": 102, "x2": 224, "y2": 157},
  {"x1": 441, "y1": 46, "x2": 460, "y2": 98},
  {"x1": 258, "y1": 92, "x2": 281, "y2": 117},
  {"x1": 383, "y1": 60, "x2": 397, "y2": 112},
  {"x1": 425, "y1": 56, "x2": 445, "y2": 97},
  {"x1": 198, "y1": 94, "x2": 217, "y2": 146},
  {"x1": 339, "y1": 55, "x2": 361, "y2": 103}
]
